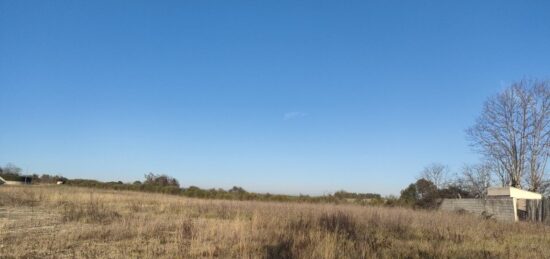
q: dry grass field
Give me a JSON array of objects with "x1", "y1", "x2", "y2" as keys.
[{"x1": 1, "y1": 186, "x2": 550, "y2": 258}]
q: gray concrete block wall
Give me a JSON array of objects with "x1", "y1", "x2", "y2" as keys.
[{"x1": 440, "y1": 198, "x2": 516, "y2": 222}]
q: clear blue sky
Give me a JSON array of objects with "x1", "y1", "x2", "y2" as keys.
[{"x1": 1, "y1": 1, "x2": 549, "y2": 195}]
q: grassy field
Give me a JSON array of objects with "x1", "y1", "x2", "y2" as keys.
[{"x1": 1, "y1": 186, "x2": 550, "y2": 258}]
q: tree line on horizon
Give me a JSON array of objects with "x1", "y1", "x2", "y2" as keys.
[
  {"x1": 0, "y1": 164, "x2": 386, "y2": 205},
  {"x1": 63, "y1": 174, "x2": 387, "y2": 204},
  {"x1": 0, "y1": 163, "x2": 67, "y2": 183}
]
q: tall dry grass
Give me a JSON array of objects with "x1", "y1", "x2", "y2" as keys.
[{"x1": 1, "y1": 185, "x2": 550, "y2": 258}]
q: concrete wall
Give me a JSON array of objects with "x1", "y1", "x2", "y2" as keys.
[
  {"x1": 517, "y1": 199, "x2": 527, "y2": 211},
  {"x1": 3, "y1": 181, "x2": 23, "y2": 185},
  {"x1": 440, "y1": 198, "x2": 516, "y2": 222},
  {"x1": 0, "y1": 176, "x2": 27, "y2": 185}
]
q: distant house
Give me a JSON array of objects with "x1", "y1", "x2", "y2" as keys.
[
  {"x1": 440, "y1": 186, "x2": 545, "y2": 222},
  {"x1": 486, "y1": 187, "x2": 543, "y2": 221},
  {"x1": 0, "y1": 175, "x2": 32, "y2": 185}
]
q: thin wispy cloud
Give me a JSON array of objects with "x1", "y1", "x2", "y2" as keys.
[{"x1": 283, "y1": 112, "x2": 308, "y2": 120}]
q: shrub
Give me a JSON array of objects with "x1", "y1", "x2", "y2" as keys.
[
  {"x1": 144, "y1": 173, "x2": 180, "y2": 187},
  {"x1": 61, "y1": 199, "x2": 121, "y2": 224},
  {"x1": 318, "y1": 211, "x2": 358, "y2": 239}
]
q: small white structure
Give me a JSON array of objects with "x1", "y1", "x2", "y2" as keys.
[
  {"x1": 440, "y1": 186, "x2": 544, "y2": 222},
  {"x1": 487, "y1": 186, "x2": 542, "y2": 199},
  {"x1": 56, "y1": 181, "x2": 64, "y2": 185},
  {"x1": 487, "y1": 186, "x2": 542, "y2": 221},
  {"x1": 0, "y1": 176, "x2": 21, "y2": 185}
]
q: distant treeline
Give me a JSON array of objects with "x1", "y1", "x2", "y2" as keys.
[
  {"x1": 1, "y1": 163, "x2": 388, "y2": 204},
  {"x1": 0, "y1": 163, "x2": 66, "y2": 183},
  {"x1": 1, "y1": 163, "x2": 476, "y2": 208},
  {"x1": 65, "y1": 174, "x2": 386, "y2": 204},
  {"x1": 333, "y1": 190, "x2": 381, "y2": 200}
]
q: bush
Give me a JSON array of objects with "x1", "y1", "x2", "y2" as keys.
[
  {"x1": 399, "y1": 179, "x2": 440, "y2": 209},
  {"x1": 61, "y1": 199, "x2": 121, "y2": 224},
  {"x1": 144, "y1": 173, "x2": 180, "y2": 187},
  {"x1": 318, "y1": 211, "x2": 358, "y2": 239}
]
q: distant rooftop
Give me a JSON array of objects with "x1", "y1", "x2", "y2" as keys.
[{"x1": 487, "y1": 186, "x2": 542, "y2": 200}]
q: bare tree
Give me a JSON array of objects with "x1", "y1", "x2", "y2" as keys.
[
  {"x1": 539, "y1": 180, "x2": 550, "y2": 197},
  {"x1": 467, "y1": 80, "x2": 550, "y2": 191},
  {"x1": 420, "y1": 163, "x2": 449, "y2": 189},
  {"x1": 491, "y1": 161, "x2": 510, "y2": 187},
  {"x1": 459, "y1": 163, "x2": 492, "y2": 198},
  {"x1": 1, "y1": 163, "x2": 22, "y2": 176},
  {"x1": 526, "y1": 84, "x2": 550, "y2": 191}
]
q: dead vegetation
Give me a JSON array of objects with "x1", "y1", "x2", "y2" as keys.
[{"x1": 1, "y1": 185, "x2": 550, "y2": 258}]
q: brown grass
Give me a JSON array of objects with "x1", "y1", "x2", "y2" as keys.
[{"x1": 1, "y1": 185, "x2": 550, "y2": 258}]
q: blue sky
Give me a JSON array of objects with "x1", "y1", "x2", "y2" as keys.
[{"x1": 1, "y1": 1, "x2": 549, "y2": 195}]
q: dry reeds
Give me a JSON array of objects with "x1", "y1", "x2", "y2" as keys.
[{"x1": 1, "y1": 185, "x2": 549, "y2": 258}]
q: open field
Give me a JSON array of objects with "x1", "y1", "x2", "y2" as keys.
[{"x1": 1, "y1": 186, "x2": 550, "y2": 258}]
